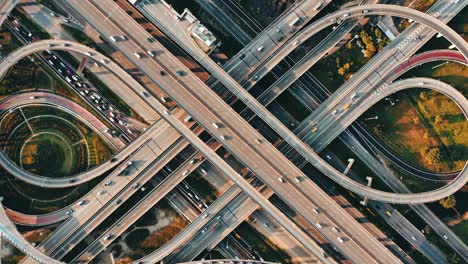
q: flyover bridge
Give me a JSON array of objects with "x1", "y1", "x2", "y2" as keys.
[
  {"x1": 0, "y1": 3, "x2": 466, "y2": 264},
  {"x1": 0, "y1": 201, "x2": 63, "y2": 264}
]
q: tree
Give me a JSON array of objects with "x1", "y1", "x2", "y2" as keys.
[
  {"x1": 374, "y1": 28, "x2": 382, "y2": 39},
  {"x1": 364, "y1": 49, "x2": 375, "y2": 58},
  {"x1": 373, "y1": 124, "x2": 384, "y2": 136},
  {"x1": 419, "y1": 91, "x2": 428, "y2": 100},
  {"x1": 434, "y1": 115, "x2": 443, "y2": 125},
  {"x1": 448, "y1": 253, "x2": 462, "y2": 264},
  {"x1": 343, "y1": 63, "x2": 351, "y2": 71},
  {"x1": 346, "y1": 41, "x2": 353, "y2": 49},
  {"x1": 338, "y1": 67, "x2": 346, "y2": 75},
  {"x1": 439, "y1": 195, "x2": 460, "y2": 216},
  {"x1": 423, "y1": 132, "x2": 430, "y2": 141},
  {"x1": 421, "y1": 147, "x2": 442, "y2": 165}
]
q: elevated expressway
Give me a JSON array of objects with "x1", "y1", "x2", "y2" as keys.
[
  {"x1": 165, "y1": 51, "x2": 465, "y2": 263},
  {"x1": 0, "y1": 202, "x2": 63, "y2": 264},
  {"x1": 163, "y1": 77, "x2": 459, "y2": 264},
  {"x1": 4, "y1": 4, "x2": 468, "y2": 264},
  {"x1": 43, "y1": 1, "x2": 407, "y2": 261},
  {"x1": 76, "y1": 77, "x2": 460, "y2": 264},
  {"x1": 185, "y1": 3, "x2": 468, "y2": 204},
  {"x1": 0, "y1": 91, "x2": 125, "y2": 150},
  {"x1": 9, "y1": 40, "x2": 328, "y2": 264},
  {"x1": 0, "y1": 0, "x2": 19, "y2": 26},
  {"x1": 1, "y1": 4, "x2": 464, "y2": 264},
  {"x1": 126, "y1": 0, "x2": 468, "y2": 203},
  {"x1": 190, "y1": 0, "x2": 455, "y2": 182}
]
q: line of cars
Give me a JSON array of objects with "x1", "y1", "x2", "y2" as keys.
[{"x1": 6, "y1": 15, "x2": 137, "y2": 140}]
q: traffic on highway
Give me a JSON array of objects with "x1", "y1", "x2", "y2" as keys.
[{"x1": 0, "y1": 1, "x2": 466, "y2": 264}]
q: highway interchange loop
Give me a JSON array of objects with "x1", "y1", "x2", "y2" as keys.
[
  {"x1": 0, "y1": 3, "x2": 466, "y2": 263},
  {"x1": 201, "y1": 4, "x2": 468, "y2": 204},
  {"x1": 0, "y1": 4, "x2": 465, "y2": 201}
]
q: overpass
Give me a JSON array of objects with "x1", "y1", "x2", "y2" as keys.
[
  {"x1": 152, "y1": 77, "x2": 460, "y2": 264},
  {"x1": 0, "y1": 3, "x2": 464, "y2": 264},
  {"x1": 56, "y1": 1, "x2": 406, "y2": 261},
  {"x1": 7, "y1": 40, "x2": 329, "y2": 264},
  {"x1": 0, "y1": 0, "x2": 19, "y2": 26},
  {"x1": 2, "y1": 5, "x2": 464, "y2": 264},
  {"x1": 0, "y1": 201, "x2": 63, "y2": 264},
  {"x1": 105, "y1": 0, "x2": 468, "y2": 203},
  {"x1": 185, "y1": 3, "x2": 468, "y2": 204},
  {"x1": 178, "y1": 260, "x2": 279, "y2": 264}
]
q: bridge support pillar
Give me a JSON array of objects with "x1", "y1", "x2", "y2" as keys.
[
  {"x1": 360, "y1": 177, "x2": 373, "y2": 206},
  {"x1": 77, "y1": 56, "x2": 89, "y2": 75},
  {"x1": 343, "y1": 158, "x2": 355, "y2": 175}
]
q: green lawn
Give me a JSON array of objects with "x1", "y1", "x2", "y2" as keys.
[
  {"x1": 22, "y1": 132, "x2": 73, "y2": 177},
  {"x1": 451, "y1": 220, "x2": 468, "y2": 245},
  {"x1": 366, "y1": 62, "x2": 467, "y2": 173}
]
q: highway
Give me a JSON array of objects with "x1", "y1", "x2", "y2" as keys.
[
  {"x1": 189, "y1": 4, "x2": 468, "y2": 204},
  {"x1": 62, "y1": 1, "x2": 403, "y2": 262},
  {"x1": 192, "y1": 0, "x2": 450, "y2": 183},
  {"x1": 9, "y1": 40, "x2": 326, "y2": 264},
  {"x1": 0, "y1": 2, "x2": 464, "y2": 264},
  {"x1": 131, "y1": 0, "x2": 468, "y2": 203},
  {"x1": 0, "y1": 36, "x2": 270, "y2": 260},
  {"x1": 82, "y1": 1, "x2": 468, "y2": 260},
  {"x1": 0, "y1": 0, "x2": 18, "y2": 26},
  {"x1": 137, "y1": 2, "x2": 410, "y2": 261},
  {"x1": 0, "y1": 91, "x2": 124, "y2": 151},
  {"x1": 10, "y1": 4, "x2": 464, "y2": 264},
  {"x1": 0, "y1": 202, "x2": 63, "y2": 264}
]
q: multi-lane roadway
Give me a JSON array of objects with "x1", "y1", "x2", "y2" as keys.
[
  {"x1": 0, "y1": 1, "x2": 465, "y2": 263},
  {"x1": 60, "y1": 1, "x2": 406, "y2": 262}
]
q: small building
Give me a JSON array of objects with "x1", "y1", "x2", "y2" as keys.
[{"x1": 190, "y1": 22, "x2": 218, "y2": 47}]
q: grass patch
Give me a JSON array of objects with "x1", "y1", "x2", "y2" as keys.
[
  {"x1": 451, "y1": 220, "x2": 468, "y2": 244},
  {"x1": 366, "y1": 61, "x2": 467, "y2": 172},
  {"x1": 22, "y1": 132, "x2": 73, "y2": 177}
]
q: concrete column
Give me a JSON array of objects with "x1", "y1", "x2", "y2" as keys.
[
  {"x1": 77, "y1": 56, "x2": 89, "y2": 75},
  {"x1": 360, "y1": 177, "x2": 373, "y2": 206},
  {"x1": 343, "y1": 158, "x2": 355, "y2": 175}
]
